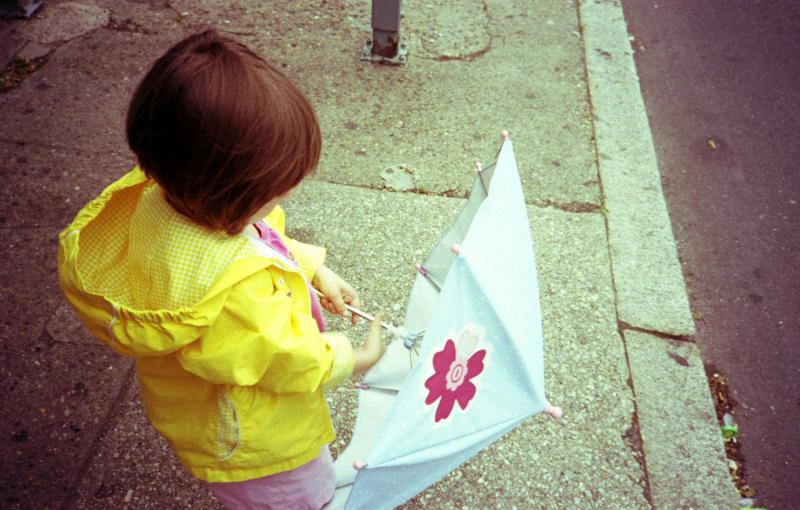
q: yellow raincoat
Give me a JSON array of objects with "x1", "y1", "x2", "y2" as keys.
[{"x1": 58, "y1": 168, "x2": 355, "y2": 482}]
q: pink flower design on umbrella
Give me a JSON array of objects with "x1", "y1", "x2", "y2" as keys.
[{"x1": 424, "y1": 325, "x2": 487, "y2": 422}]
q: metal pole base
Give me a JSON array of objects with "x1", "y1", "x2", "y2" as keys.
[{"x1": 361, "y1": 38, "x2": 408, "y2": 65}]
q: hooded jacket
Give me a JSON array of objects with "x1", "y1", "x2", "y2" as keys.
[{"x1": 58, "y1": 168, "x2": 355, "y2": 482}]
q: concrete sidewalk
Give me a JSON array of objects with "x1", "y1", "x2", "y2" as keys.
[{"x1": 0, "y1": 0, "x2": 739, "y2": 508}]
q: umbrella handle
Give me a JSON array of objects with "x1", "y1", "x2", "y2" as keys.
[{"x1": 313, "y1": 288, "x2": 394, "y2": 331}]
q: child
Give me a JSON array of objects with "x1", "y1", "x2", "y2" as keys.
[{"x1": 58, "y1": 29, "x2": 385, "y2": 509}]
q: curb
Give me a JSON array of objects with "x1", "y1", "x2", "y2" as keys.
[
  {"x1": 577, "y1": 0, "x2": 739, "y2": 508},
  {"x1": 578, "y1": 0, "x2": 694, "y2": 337}
]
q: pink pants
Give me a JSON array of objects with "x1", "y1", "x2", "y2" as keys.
[{"x1": 206, "y1": 446, "x2": 335, "y2": 510}]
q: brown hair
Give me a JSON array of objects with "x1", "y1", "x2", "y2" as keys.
[{"x1": 126, "y1": 29, "x2": 321, "y2": 234}]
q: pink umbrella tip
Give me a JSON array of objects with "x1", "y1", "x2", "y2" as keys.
[
  {"x1": 501, "y1": 130, "x2": 510, "y2": 140},
  {"x1": 544, "y1": 404, "x2": 563, "y2": 419},
  {"x1": 450, "y1": 244, "x2": 462, "y2": 256},
  {"x1": 353, "y1": 460, "x2": 367, "y2": 470}
]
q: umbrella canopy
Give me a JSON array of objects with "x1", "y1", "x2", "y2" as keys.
[{"x1": 331, "y1": 136, "x2": 559, "y2": 510}]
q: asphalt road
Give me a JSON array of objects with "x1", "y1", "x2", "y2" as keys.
[{"x1": 620, "y1": 1, "x2": 800, "y2": 508}]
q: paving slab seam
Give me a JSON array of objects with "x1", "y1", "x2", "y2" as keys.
[
  {"x1": 310, "y1": 178, "x2": 466, "y2": 198},
  {"x1": 59, "y1": 362, "x2": 137, "y2": 510},
  {"x1": 530, "y1": 199, "x2": 602, "y2": 214},
  {"x1": 0, "y1": 136, "x2": 127, "y2": 157},
  {"x1": 0, "y1": 225, "x2": 69, "y2": 230},
  {"x1": 312, "y1": 180, "x2": 606, "y2": 213},
  {"x1": 619, "y1": 321, "x2": 694, "y2": 343}
]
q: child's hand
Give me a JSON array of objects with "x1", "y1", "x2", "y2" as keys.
[
  {"x1": 313, "y1": 265, "x2": 360, "y2": 325},
  {"x1": 354, "y1": 312, "x2": 386, "y2": 376}
]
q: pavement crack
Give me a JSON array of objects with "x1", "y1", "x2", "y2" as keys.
[
  {"x1": 59, "y1": 362, "x2": 136, "y2": 510},
  {"x1": 0, "y1": 55, "x2": 50, "y2": 94},
  {"x1": 622, "y1": 413, "x2": 654, "y2": 506},
  {"x1": 616, "y1": 317, "x2": 656, "y2": 509},
  {"x1": 411, "y1": 0, "x2": 493, "y2": 62}
]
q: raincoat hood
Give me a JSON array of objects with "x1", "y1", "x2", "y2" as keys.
[{"x1": 58, "y1": 168, "x2": 277, "y2": 357}]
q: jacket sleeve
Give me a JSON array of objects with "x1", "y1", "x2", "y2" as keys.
[
  {"x1": 285, "y1": 239, "x2": 326, "y2": 282},
  {"x1": 263, "y1": 206, "x2": 326, "y2": 282},
  {"x1": 175, "y1": 270, "x2": 354, "y2": 393}
]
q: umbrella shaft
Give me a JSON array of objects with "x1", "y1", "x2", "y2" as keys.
[{"x1": 313, "y1": 289, "x2": 393, "y2": 330}]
